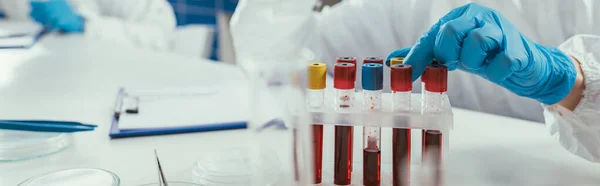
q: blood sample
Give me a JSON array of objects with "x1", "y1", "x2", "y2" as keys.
[
  {"x1": 307, "y1": 62, "x2": 327, "y2": 184},
  {"x1": 421, "y1": 63, "x2": 448, "y2": 186},
  {"x1": 334, "y1": 125, "x2": 353, "y2": 185},
  {"x1": 339, "y1": 58, "x2": 356, "y2": 175},
  {"x1": 293, "y1": 128, "x2": 299, "y2": 181},
  {"x1": 390, "y1": 64, "x2": 412, "y2": 186},
  {"x1": 361, "y1": 63, "x2": 382, "y2": 185},
  {"x1": 422, "y1": 130, "x2": 442, "y2": 165},
  {"x1": 363, "y1": 57, "x2": 384, "y2": 65},
  {"x1": 312, "y1": 125, "x2": 323, "y2": 183},
  {"x1": 361, "y1": 63, "x2": 383, "y2": 186},
  {"x1": 363, "y1": 138, "x2": 381, "y2": 186},
  {"x1": 333, "y1": 62, "x2": 356, "y2": 185}
]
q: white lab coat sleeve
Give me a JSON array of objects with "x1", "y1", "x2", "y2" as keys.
[
  {"x1": 73, "y1": 0, "x2": 176, "y2": 51},
  {"x1": 230, "y1": 0, "x2": 426, "y2": 71},
  {"x1": 544, "y1": 35, "x2": 600, "y2": 163},
  {"x1": 229, "y1": 0, "x2": 316, "y2": 63}
]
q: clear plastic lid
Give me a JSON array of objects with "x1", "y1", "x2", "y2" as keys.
[
  {"x1": 18, "y1": 168, "x2": 120, "y2": 186},
  {"x1": 0, "y1": 130, "x2": 71, "y2": 161},
  {"x1": 191, "y1": 147, "x2": 280, "y2": 186}
]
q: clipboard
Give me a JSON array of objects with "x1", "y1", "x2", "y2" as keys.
[
  {"x1": 109, "y1": 85, "x2": 284, "y2": 138},
  {"x1": 0, "y1": 22, "x2": 48, "y2": 49}
]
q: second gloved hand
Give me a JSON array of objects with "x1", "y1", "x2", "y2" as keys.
[
  {"x1": 388, "y1": 3, "x2": 576, "y2": 105},
  {"x1": 30, "y1": 0, "x2": 84, "y2": 33}
]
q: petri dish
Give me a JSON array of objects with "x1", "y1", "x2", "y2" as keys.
[
  {"x1": 18, "y1": 168, "x2": 120, "y2": 186},
  {"x1": 139, "y1": 181, "x2": 200, "y2": 186},
  {"x1": 192, "y1": 147, "x2": 280, "y2": 186},
  {"x1": 0, "y1": 130, "x2": 71, "y2": 161}
]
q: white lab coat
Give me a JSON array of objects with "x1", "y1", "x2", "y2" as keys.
[
  {"x1": 230, "y1": 0, "x2": 600, "y2": 162},
  {"x1": 0, "y1": 0, "x2": 176, "y2": 51}
]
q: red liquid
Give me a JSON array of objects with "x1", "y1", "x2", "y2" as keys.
[
  {"x1": 422, "y1": 130, "x2": 442, "y2": 186},
  {"x1": 312, "y1": 124, "x2": 324, "y2": 184},
  {"x1": 293, "y1": 128, "x2": 299, "y2": 181},
  {"x1": 334, "y1": 125, "x2": 353, "y2": 185},
  {"x1": 422, "y1": 130, "x2": 442, "y2": 164},
  {"x1": 363, "y1": 148, "x2": 381, "y2": 186},
  {"x1": 392, "y1": 129, "x2": 411, "y2": 186}
]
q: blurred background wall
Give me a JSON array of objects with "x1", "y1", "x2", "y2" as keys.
[
  {"x1": 166, "y1": 0, "x2": 343, "y2": 63},
  {"x1": 167, "y1": 0, "x2": 238, "y2": 63}
]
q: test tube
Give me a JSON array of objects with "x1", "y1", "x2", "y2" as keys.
[
  {"x1": 333, "y1": 62, "x2": 356, "y2": 185},
  {"x1": 307, "y1": 62, "x2": 327, "y2": 184},
  {"x1": 293, "y1": 128, "x2": 299, "y2": 181},
  {"x1": 421, "y1": 63, "x2": 448, "y2": 186},
  {"x1": 336, "y1": 57, "x2": 357, "y2": 179},
  {"x1": 390, "y1": 64, "x2": 412, "y2": 186},
  {"x1": 361, "y1": 63, "x2": 383, "y2": 186},
  {"x1": 363, "y1": 57, "x2": 384, "y2": 65}
]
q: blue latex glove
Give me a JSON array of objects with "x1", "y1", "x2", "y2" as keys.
[
  {"x1": 387, "y1": 3, "x2": 576, "y2": 105},
  {"x1": 30, "y1": 0, "x2": 84, "y2": 33},
  {"x1": 385, "y1": 47, "x2": 412, "y2": 67}
]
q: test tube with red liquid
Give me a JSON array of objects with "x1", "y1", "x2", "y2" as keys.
[
  {"x1": 421, "y1": 63, "x2": 448, "y2": 186},
  {"x1": 336, "y1": 57, "x2": 357, "y2": 172},
  {"x1": 361, "y1": 63, "x2": 383, "y2": 186},
  {"x1": 307, "y1": 62, "x2": 327, "y2": 184},
  {"x1": 390, "y1": 64, "x2": 412, "y2": 186},
  {"x1": 333, "y1": 61, "x2": 356, "y2": 185}
]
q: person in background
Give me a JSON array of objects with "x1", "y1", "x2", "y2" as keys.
[
  {"x1": 230, "y1": 0, "x2": 600, "y2": 163},
  {"x1": 0, "y1": 0, "x2": 176, "y2": 51}
]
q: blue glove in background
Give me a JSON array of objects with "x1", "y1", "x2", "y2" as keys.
[
  {"x1": 30, "y1": 0, "x2": 84, "y2": 33},
  {"x1": 388, "y1": 3, "x2": 576, "y2": 105}
]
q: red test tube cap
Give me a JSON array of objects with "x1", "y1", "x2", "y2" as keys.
[
  {"x1": 363, "y1": 57, "x2": 383, "y2": 64},
  {"x1": 423, "y1": 64, "x2": 447, "y2": 92},
  {"x1": 390, "y1": 64, "x2": 412, "y2": 92},
  {"x1": 334, "y1": 62, "x2": 356, "y2": 89},
  {"x1": 336, "y1": 56, "x2": 357, "y2": 65}
]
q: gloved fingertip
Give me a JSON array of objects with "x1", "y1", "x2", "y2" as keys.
[
  {"x1": 385, "y1": 47, "x2": 412, "y2": 67},
  {"x1": 404, "y1": 55, "x2": 433, "y2": 82},
  {"x1": 48, "y1": 24, "x2": 59, "y2": 32},
  {"x1": 412, "y1": 71, "x2": 424, "y2": 82},
  {"x1": 447, "y1": 63, "x2": 458, "y2": 71}
]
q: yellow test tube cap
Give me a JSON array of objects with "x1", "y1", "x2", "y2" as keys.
[
  {"x1": 308, "y1": 62, "x2": 327, "y2": 89},
  {"x1": 390, "y1": 57, "x2": 405, "y2": 65}
]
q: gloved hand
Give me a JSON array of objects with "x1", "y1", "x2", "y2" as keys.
[
  {"x1": 387, "y1": 3, "x2": 576, "y2": 105},
  {"x1": 30, "y1": 0, "x2": 84, "y2": 33},
  {"x1": 385, "y1": 47, "x2": 411, "y2": 67}
]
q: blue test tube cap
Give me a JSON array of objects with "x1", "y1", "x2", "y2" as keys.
[{"x1": 362, "y1": 63, "x2": 383, "y2": 90}]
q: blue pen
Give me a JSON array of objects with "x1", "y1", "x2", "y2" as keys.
[{"x1": 0, "y1": 120, "x2": 97, "y2": 133}]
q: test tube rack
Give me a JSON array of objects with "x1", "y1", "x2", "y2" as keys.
[
  {"x1": 300, "y1": 58, "x2": 453, "y2": 186},
  {"x1": 305, "y1": 92, "x2": 453, "y2": 186},
  {"x1": 308, "y1": 92, "x2": 453, "y2": 130}
]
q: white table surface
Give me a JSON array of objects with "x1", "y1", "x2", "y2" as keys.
[{"x1": 0, "y1": 34, "x2": 599, "y2": 186}]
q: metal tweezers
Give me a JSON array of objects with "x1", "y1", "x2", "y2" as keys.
[{"x1": 154, "y1": 149, "x2": 169, "y2": 186}]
